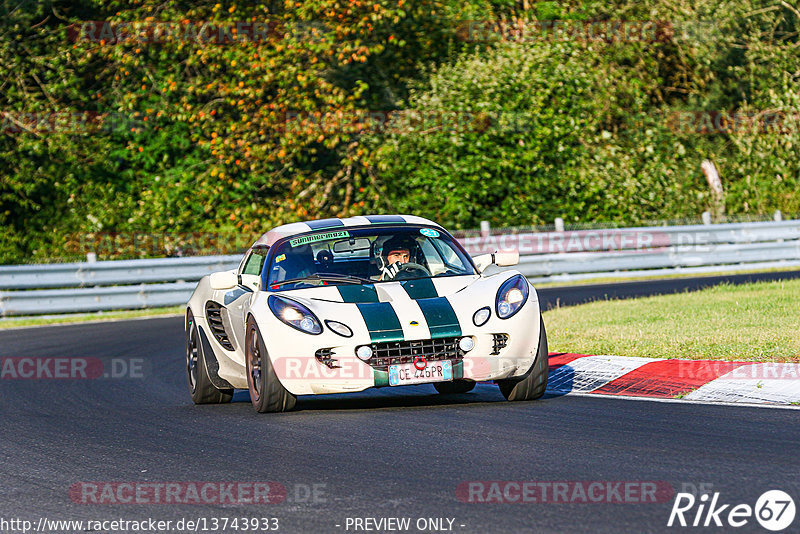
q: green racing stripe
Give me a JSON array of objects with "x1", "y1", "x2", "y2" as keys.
[
  {"x1": 416, "y1": 297, "x2": 462, "y2": 338},
  {"x1": 356, "y1": 302, "x2": 404, "y2": 342},
  {"x1": 400, "y1": 278, "x2": 438, "y2": 300},
  {"x1": 337, "y1": 285, "x2": 379, "y2": 303}
]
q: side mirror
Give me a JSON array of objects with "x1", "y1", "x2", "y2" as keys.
[
  {"x1": 472, "y1": 251, "x2": 520, "y2": 273},
  {"x1": 209, "y1": 271, "x2": 238, "y2": 290},
  {"x1": 494, "y1": 251, "x2": 520, "y2": 267}
]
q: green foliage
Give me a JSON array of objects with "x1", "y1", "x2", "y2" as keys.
[
  {"x1": 0, "y1": 0, "x2": 798, "y2": 262},
  {"x1": 371, "y1": 0, "x2": 800, "y2": 227},
  {"x1": 371, "y1": 42, "x2": 611, "y2": 227},
  {"x1": 1, "y1": 0, "x2": 469, "y2": 262}
]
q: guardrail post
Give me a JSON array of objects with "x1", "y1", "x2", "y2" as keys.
[
  {"x1": 702, "y1": 211, "x2": 712, "y2": 225},
  {"x1": 774, "y1": 210, "x2": 783, "y2": 222},
  {"x1": 555, "y1": 217, "x2": 565, "y2": 232},
  {"x1": 86, "y1": 252, "x2": 97, "y2": 263},
  {"x1": 701, "y1": 159, "x2": 725, "y2": 220},
  {"x1": 480, "y1": 220, "x2": 490, "y2": 238}
]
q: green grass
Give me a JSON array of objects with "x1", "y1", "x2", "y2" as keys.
[
  {"x1": 0, "y1": 306, "x2": 184, "y2": 329},
  {"x1": 542, "y1": 279, "x2": 800, "y2": 362},
  {"x1": 533, "y1": 265, "x2": 800, "y2": 288}
]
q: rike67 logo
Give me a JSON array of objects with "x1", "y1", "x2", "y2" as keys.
[{"x1": 668, "y1": 490, "x2": 796, "y2": 531}]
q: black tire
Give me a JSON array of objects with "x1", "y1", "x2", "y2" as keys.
[
  {"x1": 186, "y1": 311, "x2": 233, "y2": 404},
  {"x1": 245, "y1": 317, "x2": 297, "y2": 413},
  {"x1": 434, "y1": 380, "x2": 476, "y2": 395},
  {"x1": 498, "y1": 316, "x2": 549, "y2": 402}
]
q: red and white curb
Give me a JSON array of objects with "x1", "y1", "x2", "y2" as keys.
[{"x1": 547, "y1": 353, "x2": 800, "y2": 407}]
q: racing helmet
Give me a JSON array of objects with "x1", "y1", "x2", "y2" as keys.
[{"x1": 377, "y1": 234, "x2": 421, "y2": 270}]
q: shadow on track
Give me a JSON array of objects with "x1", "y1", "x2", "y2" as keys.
[
  {"x1": 229, "y1": 358, "x2": 576, "y2": 412},
  {"x1": 231, "y1": 383, "x2": 514, "y2": 412}
]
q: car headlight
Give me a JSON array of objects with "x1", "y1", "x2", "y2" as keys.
[
  {"x1": 473, "y1": 307, "x2": 491, "y2": 327},
  {"x1": 268, "y1": 295, "x2": 322, "y2": 335},
  {"x1": 325, "y1": 320, "x2": 353, "y2": 338},
  {"x1": 496, "y1": 275, "x2": 529, "y2": 319}
]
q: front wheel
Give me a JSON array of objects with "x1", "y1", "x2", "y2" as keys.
[
  {"x1": 497, "y1": 316, "x2": 549, "y2": 402},
  {"x1": 186, "y1": 311, "x2": 233, "y2": 404},
  {"x1": 245, "y1": 317, "x2": 297, "y2": 413}
]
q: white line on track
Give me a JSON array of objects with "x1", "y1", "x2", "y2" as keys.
[
  {"x1": 0, "y1": 313, "x2": 182, "y2": 331},
  {"x1": 558, "y1": 390, "x2": 800, "y2": 411}
]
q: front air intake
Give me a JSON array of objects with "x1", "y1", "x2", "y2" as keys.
[
  {"x1": 205, "y1": 301, "x2": 234, "y2": 351},
  {"x1": 491, "y1": 334, "x2": 509, "y2": 355}
]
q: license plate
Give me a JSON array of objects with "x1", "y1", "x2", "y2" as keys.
[{"x1": 388, "y1": 360, "x2": 453, "y2": 386}]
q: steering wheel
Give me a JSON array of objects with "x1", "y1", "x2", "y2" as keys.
[{"x1": 392, "y1": 262, "x2": 431, "y2": 280}]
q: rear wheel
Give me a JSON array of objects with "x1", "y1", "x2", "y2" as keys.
[
  {"x1": 434, "y1": 380, "x2": 476, "y2": 395},
  {"x1": 186, "y1": 311, "x2": 233, "y2": 404},
  {"x1": 497, "y1": 316, "x2": 549, "y2": 402},
  {"x1": 245, "y1": 317, "x2": 297, "y2": 413}
]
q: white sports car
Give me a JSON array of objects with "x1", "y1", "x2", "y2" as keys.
[{"x1": 185, "y1": 215, "x2": 548, "y2": 412}]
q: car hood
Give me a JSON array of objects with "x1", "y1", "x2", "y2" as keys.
[{"x1": 264, "y1": 273, "x2": 531, "y2": 342}]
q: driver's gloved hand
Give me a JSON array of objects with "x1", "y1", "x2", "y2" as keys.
[{"x1": 382, "y1": 262, "x2": 404, "y2": 280}]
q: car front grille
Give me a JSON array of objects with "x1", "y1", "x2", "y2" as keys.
[{"x1": 366, "y1": 337, "x2": 463, "y2": 371}]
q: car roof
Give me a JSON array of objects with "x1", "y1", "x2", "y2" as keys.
[{"x1": 252, "y1": 215, "x2": 444, "y2": 248}]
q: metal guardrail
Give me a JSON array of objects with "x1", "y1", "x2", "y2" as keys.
[
  {"x1": 0, "y1": 255, "x2": 241, "y2": 290},
  {"x1": 459, "y1": 220, "x2": 800, "y2": 255},
  {"x1": 1, "y1": 219, "x2": 799, "y2": 316},
  {"x1": 1, "y1": 283, "x2": 198, "y2": 316},
  {"x1": 517, "y1": 241, "x2": 800, "y2": 276}
]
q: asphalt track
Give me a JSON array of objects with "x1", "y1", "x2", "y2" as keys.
[{"x1": 1, "y1": 272, "x2": 799, "y2": 534}]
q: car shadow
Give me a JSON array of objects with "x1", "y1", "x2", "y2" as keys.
[
  {"x1": 233, "y1": 384, "x2": 509, "y2": 412},
  {"x1": 229, "y1": 354, "x2": 577, "y2": 411}
]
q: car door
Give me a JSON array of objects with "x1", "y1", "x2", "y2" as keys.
[{"x1": 224, "y1": 249, "x2": 266, "y2": 352}]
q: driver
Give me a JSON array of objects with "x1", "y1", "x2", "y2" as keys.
[{"x1": 378, "y1": 235, "x2": 418, "y2": 280}]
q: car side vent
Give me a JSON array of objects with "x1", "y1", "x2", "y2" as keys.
[
  {"x1": 315, "y1": 348, "x2": 340, "y2": 369},
  {"x1": 491, "y1": 334, "x2": 509, "y2": 355},
  {"x1": 205, "y1": 301, "x2": 234, "y2": 351}
]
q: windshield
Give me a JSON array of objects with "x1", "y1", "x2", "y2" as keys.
[{"x1": 263, "y1": 226, "x2": 476, "y2": 290}]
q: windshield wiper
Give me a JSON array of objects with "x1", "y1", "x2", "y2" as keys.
[
  {"x1": 271, "y1": 273, "x2": 372, "y2": 287},
  {"x1": 321, "y1": 273, "x2": 375, "y2": 284}
]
